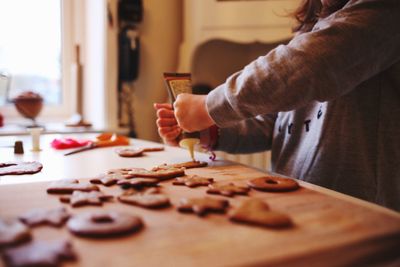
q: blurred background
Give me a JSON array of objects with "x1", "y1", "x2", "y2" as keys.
[{"x1": 0, "y1": 0, "x2": 300, "y2": 169}]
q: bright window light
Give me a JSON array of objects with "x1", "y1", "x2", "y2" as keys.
[{"x1": 0, "y1": 0, "x2": 62, "y2": 105}]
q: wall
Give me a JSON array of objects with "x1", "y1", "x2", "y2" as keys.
[
  {"x1": 83, "y1": 0, "x2": 109, "y2": 129},
  {"x1": 132, "y1": 0, "x2": 183, "y2": 141},
  {"x1": 82, "y1": 0, "x2": 182, "y2": 139}
]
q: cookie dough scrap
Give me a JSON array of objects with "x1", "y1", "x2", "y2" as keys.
[
  {"x1": 2, "y1": 239, "x2": 76, "y2": 267},
  {"x1": 141, "y1": 146, "x2": 164, "y2": 152},
  {"x1": 0, "y1": 219, "x2": 31, "y2": 247},
  {"x1": 115, "y1": 146, "x2": 164, "y2": 158},
  {"x1": 47, "y1": 179, "x2": 100, "y2": 194},
  {"x1": 173, "y1": 175, "x2": 214, "y2": 188},
  {"x1": 177, "y1": 197, "x2": 229, "y2": 216},
  {"x1": 19, "y1": 207, "x2": 70, "y2": 227},
  {"x1": 90, "y1": 172, "x2": 127, "y2": 186},
  {"x1": 118, "y1": 188, "x2": 170, "y2": 209},
  {"x1": 115, "y1": 147, "x2": 145, "y2": 157},
  {"x1": 229, "y1": 198, "x2": 293, "y2": 228},
  {"x1": 107, "y1": 168, "x2": 133, "y2": 175},
  {"x1": 207, "y1": 182, "x2": 250, "y2": 197},
  {"x1": 60, "y1": 191, "x2": 113, "y2": 207},
  {"x1": 67, "y1": 211, "x2": 143, "y2": 238},
  {"x1": 0, "y1": 161, "x2": 43, "y2": 176}
]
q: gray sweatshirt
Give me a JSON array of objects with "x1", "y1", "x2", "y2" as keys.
[{"x1": 206, "y1": 0, "x2": 400, "y2": 211}]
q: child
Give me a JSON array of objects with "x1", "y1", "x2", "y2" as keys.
[{"x1": 155, "y1": 0, "x2": 400, "y2": 211}]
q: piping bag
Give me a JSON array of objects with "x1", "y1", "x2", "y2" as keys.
[{"x1": 163, "y1": 73, "x2": 200, "y2": 161}]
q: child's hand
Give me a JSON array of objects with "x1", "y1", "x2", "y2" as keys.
[
  {"x1": 174, "y1": 94, "x2": 215, "y2": 132},
  {"x1": 153, "y1": 103, "x2": 181, "y2": 146}
]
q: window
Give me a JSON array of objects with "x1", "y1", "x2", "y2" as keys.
[{"x1": 0, "y1": 0, "x2": 74, "y2": 119}]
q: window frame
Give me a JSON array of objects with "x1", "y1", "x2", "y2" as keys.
[{"x1": 0, "y1": 0, "x2": 75, "y2": 121}]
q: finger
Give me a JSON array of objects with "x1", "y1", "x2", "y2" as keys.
[
  {"x1": 159, "y1": 127, "x2": 181, "y2": 140},
  {"x1": 158, "y1": 125, "x2": 179, "y2": 135},
  {"x1": 163, "y1": 138, "x2": 179, "y2": 147},
  {"x1": 157, "y1": 118, "x2": 177, "y2": 127},
  {"x1": 164, "y1": 140, "x2": 179, "y2": 147},
  {"x1": 154, "y1": 103, "x2": 172, "y2": 110},
  {"x1": 173, "y1": 101, "x2": 179, "y2": 110},
  {"x1": 157, "y1": 108, "x2": 175, "y2": 118},
  {"x1": 165, "y1": 129, "x2": 181, "y2": 140}
]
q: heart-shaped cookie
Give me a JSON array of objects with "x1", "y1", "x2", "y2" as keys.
[{"x1": 229, "y1": 198, "x2": 292, "y2": 228}]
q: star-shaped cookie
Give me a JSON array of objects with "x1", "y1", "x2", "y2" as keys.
[
  {"x1": 2, "y1": 239, "x2": 76, "y2": 267},
  {"x1": 90, "y1": 172, "x2": 126, "y2": 186},
  {"x1": 117, "y1": 177, "x2": 160, "y2": 188},
  {"x1": 47, "y1": 179, "x2": 100, "y2": 194},
  {"x1": 177, "y1": 197, "x2": 229, "y2": 216},
  {"x1": 207, "y1": 182, "x2": 250, "y2": 197},
  {"x1": 173, "y1": 175, "x2": 214, "y2": 187},
  {"x1": 0, "y1": 219, "x2": 31, "y2": 247},
  {"x1": 59, "y1": 191, "x2": 113, "y2": 207},
  {"x1": 19, "y1": 207, "x2": 70, "y2": 227}
]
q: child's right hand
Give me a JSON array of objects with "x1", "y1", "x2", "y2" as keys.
[{"x1": 153, "y1": 103, "x2": 181, "y2": 146}]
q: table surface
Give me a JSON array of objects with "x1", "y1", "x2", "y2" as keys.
[
  {"x1": 0, "y1": 134, "x2": 399, "y2": 267},
  {"x1": 0, "y1": 123, "x2": 129, "y2": 136},
  {"x1": 0, "y1": 133, "x2": 187, "y2": 185}
]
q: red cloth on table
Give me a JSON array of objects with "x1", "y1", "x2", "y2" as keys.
[{"x1": 51, "y1": 138, "x2": 91, "y2": 149}]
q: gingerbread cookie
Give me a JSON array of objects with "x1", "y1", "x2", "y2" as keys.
[
  {"x1": 90, "y1": 173, "x2": 126, "y2": 186},
  {"x1": 118, "y1": 188, "x2": 170, "y2": 209},
  {"x1": 115, "y1": 147, "x2": 145, "y2": 157},
  {"x1": 141, "y1": 146, "x2": 164, "y2": 152},
  {"x1": 127, "y1": 167, "x2": 185, "y2": 180},
  {"x1": 117, "y1": 177, "x2": 160, "y2": 188},
  {"x1": 154, "y1": 161, "x2": 208, "y2": 170},
  {"x1": 106, "y1": 169, "x2": 136, "y2": 179},
  {"x1": 177, "y1": 197, "x2": 229, "y2": 216},
  {"x1": 229, "y1": 198, "x2": 293, "y2": 228},
  {"x1": 173, "y1": 175, "x2": 214, "y2": 188},
  {"x1": 107, "y1": 168, "x2": 132, "y2": 175},
  {"x1": 47, "y1": 179, "x2": 100, "y2": 194},
  {"x1": 19, "y1": 207, "x2": 70, "y2": 227},
  {"x1": 121, "y1": 187, "x2": 161, "y2": 195},
  {"x1": 0, "y1": 219, "x2": 31, "y2": 247},
  {"x1": 59, "y1": 191, "x2": 113, "y2": 207},
  {"x1": 67, "y1": 211, "x2": 143, "y2": 238},
  {"x1": 248, "y1": 176, "x2": 299, "y2": 192},
  {"x1": 2, "y1": 239, "x2": 76, "y2": 267},
  {"x1": 207, "y1": 182, "x2": 250, "y2": 197},
  {"x1": 0, "y1": 161, "x2": 43, "y2": 176}
]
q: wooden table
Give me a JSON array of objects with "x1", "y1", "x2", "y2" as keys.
[{"x1": 0, "y1": 134, "x2": 399, "y2": 267}]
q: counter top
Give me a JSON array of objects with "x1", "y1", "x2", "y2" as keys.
[
  {"x1": 0, "y1": 134, "x2": 399, "y2": 267},
  {"x1": 0, "y1": 123, "x2": 129, "y2": 136}
]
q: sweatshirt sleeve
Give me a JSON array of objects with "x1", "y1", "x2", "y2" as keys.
[
  {"x1": 215, "y1": 113, "x2": 277, "y2": 154},
  {"x1": 206, "y1": 0, "x2": 400, "y2": 128}
]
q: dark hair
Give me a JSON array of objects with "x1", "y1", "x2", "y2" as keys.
[{"x1": 293, "y1": 0, "x2": 350, "y2": 33}]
